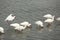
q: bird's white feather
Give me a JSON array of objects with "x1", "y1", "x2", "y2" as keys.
[
  {"x1": 35, "y1": 21, "x2": 44, "y2": 27},
  {"x1": 5, "y1": 14, "x2": 15, "y2": 21},
  {"x1": 43, "y1": 14, "x2": 53, "y2": 18}
]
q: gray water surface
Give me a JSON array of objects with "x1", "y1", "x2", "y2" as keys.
[{"x1": 0, "y1": 0, "x2": 60, "y2": 40}]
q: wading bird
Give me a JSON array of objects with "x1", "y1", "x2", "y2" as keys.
[
  {"x1": 35, "y1": 21, "x2": 44, "y2": 30},
  {"x1": 5, "y1": 14, "x2": 16, "y2": 22},
  {"x1": 20, "y1": 21, "x2": 31, "y2": 28},
  {"x1": 44, "y1": 16, "x2": 55, "y2": 30},
  {"x1": 44, "y1": 16, "x2": 55, "y2": 24}
]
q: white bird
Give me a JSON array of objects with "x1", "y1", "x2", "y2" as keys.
[
  {"x1": 35, "y1": 21, "x2": 44, "y2": 27},
  {"x1": 43, "y1": 14, "x2": 53, "y2": 19},
  {"x1": 14, "y1": 25, "x2": 26, "y2": 31},
  {"x1": 20, "y1": 21, "x2": 31, "y2": 28},
  {"x1": 10, "y1": 23, "x2": 20, "y2": 28},
  {"x1": 0, "y1": 27, "x2": 4, "y2": 33},
  {"x1": 5, "y1": 14, "x2": 16, "y2": 21},
  {"x1": 44, "y1": 16, "x2": 55, "y2": 23},
  {"x1": 10, "y1": 23, "x2": 27, "y2": 31},
  {"x1": 56, "y1": 17, "x2": 60, "y2": 21}
]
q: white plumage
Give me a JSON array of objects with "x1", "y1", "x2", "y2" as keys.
[
  {"x1": 20, "y1": 21, "x2": 31, "y2": 27},
  {"x1": 5, "y1": 14, "x2": 16, "y2": 21},
  {"x1": 10, "y1": 23, "x2": 20, "y2": 28},
  {"x1": 43, "y1": 14, "x2": 53, "y2": 19},
  {"x1": 44, "y1": 19, "x2": 54, "y2": 23},
  {"x1": 14, "y1": 25, "x2": 26, "y2": 31},
  {"x1": 10, "y1": 23, "x2": 27, "y2": 31},
  {"x1": 44, "y1": 16, "x2": 55, "y2": 23},
  {"x1": 0, "y1": 27, "x2": 4, "y2": 33},
  {"x1": 56, "y1": 17, "x2": 60, "y2": 21},
  {"x1": 35, "y1": 21, "x2": 44, "y2": 27}
]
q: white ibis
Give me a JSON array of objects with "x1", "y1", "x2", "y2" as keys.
[
  {"x1": 5, "y1": 14, "x2": 16, "y2": 21},
  {"x1": 35, "y1": 21, "x2": 44, "y2": 27},
  {"x1": 20, "y1": 21, "x2": 31, "y2": 28},
  {"x1": 35, "y1": 21, "x2": 44, "y2": 29},
  {"x1": 44, "y1": 16, "x2": 55, "y2": 29},
  {"x1": 35, "y1": 21, "x2": 44, "y2": 31}
]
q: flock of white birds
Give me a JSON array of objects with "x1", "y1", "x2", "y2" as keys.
[{"x1": 0, "y1": 14, "x2": 60, "y2": 34}]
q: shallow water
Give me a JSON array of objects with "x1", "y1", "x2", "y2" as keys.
[{"x1": 0, "y1": 0, "x2": 60, "y2": 40}]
